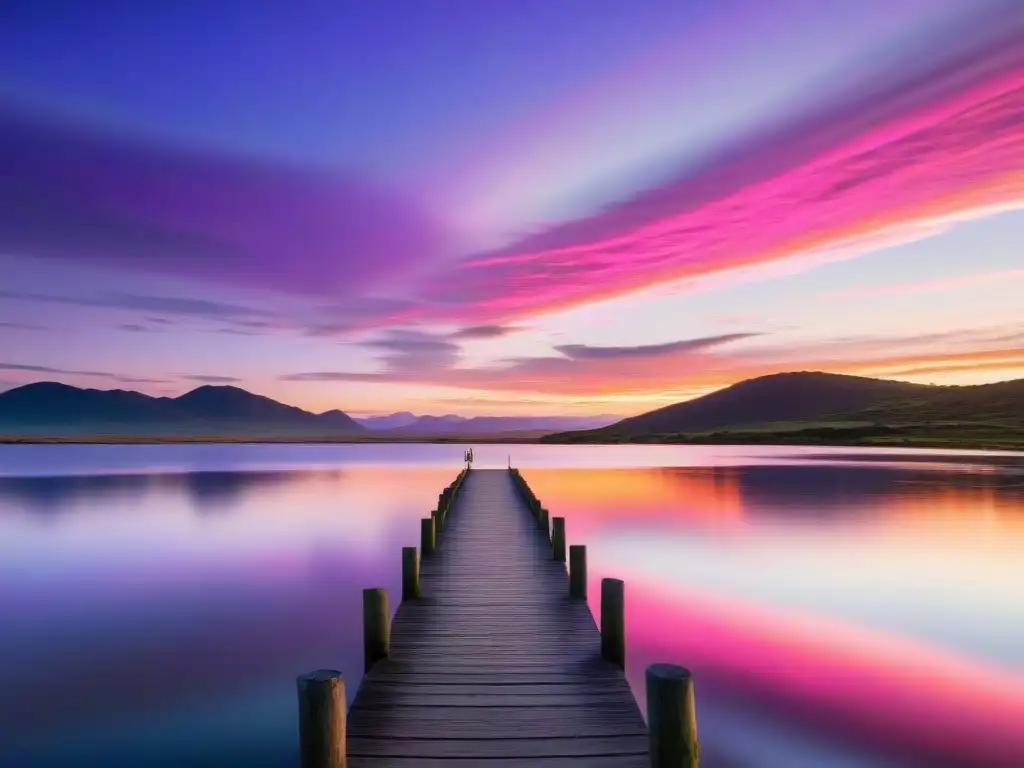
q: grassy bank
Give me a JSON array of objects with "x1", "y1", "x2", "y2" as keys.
[
  {"x1": 541, "y1": 420, "x2": 1024, "y2": 452},
  {"x1": 4, "y1": 421, "x2": 1024, "y2": 452}
]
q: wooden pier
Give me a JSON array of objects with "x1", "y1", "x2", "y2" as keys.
[{"x1": 298, "y1": 467, "x2": 699, "y2": 767}]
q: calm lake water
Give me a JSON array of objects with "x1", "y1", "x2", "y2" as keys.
[{"x1": 1, "y1": 443, "x2": 1023, "y2": 767}]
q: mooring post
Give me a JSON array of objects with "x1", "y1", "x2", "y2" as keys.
[
  {"x1": 646, "y1": 664, "x2": 700, "y2": 767},
  {"x1": 402, "y1": 546, "x2": 420, "y2": 600},
  {"x1": 421, "y1": 517, "x2": 435, "y2": 555},
  {"x1": 540, "y1": 508, "x2": 550, "y2": 541},
  {"x1": 569, "y1": 544, "x2": 587, "y2": 598},
  {"x1": 297, "y1": 669, "x2": 346, "y2": 768},
  {"x1": 600, "y1": 577, "x2": 626, "y2": 669},
  {"x1": 551, "y1": 517, "x2": 566, "y2": 562},
  {"x1": 362, "y1": 588, "x2": 389, "y2": 672}
]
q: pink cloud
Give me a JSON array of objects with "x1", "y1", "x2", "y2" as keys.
[{"x1": 422, "y1": 26, "x2": 1024, "y2": 325}]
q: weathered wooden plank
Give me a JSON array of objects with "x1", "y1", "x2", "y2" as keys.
[
  {"x1": 363, "y1": 672, "x2": 599, "y2": 684},
  {"x1": 353, "y1": 691, "x2": 640, "y2": 708},
  {"x1": 347, "y1": 734, "x2": 650, "y2": 758},
  {"x1": 354, "y1": 682, "x2": 635, "y2": 695},
  {"x1": 348, "y1": 755, "x2": 650, "y2": 768},
  {"x1": 348, "y1": 710, "x2": 646, "y2": 740}
]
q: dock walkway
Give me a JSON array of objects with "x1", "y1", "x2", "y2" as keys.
[
  {"x1": 297, "y1": 467, "x2": 699, "y2": 767},
  {"x1": 347, "y1": 468, "x2": 647, "y2": 766}
]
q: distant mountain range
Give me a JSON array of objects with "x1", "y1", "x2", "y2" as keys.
[
  {"x1": 543, "y1": 371, "x2": 1024, "y2": 449},
  {"x1": 353, "y1": 412, "x2": 619, "y2": 435},
  {"x1": 5, "y1": 373, "x2": 1023, "y2": 448},
  {"x1": 0, "y1": 381, "x2": 618, "y2": 438},
  {"x1": 0, "y1": 382, "x2": 365, "y2": 436}
]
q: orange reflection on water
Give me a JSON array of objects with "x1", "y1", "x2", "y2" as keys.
[
  {"x1": 523, "y1": 467, "x2": 748, "y2": 534},
  {"x1": 883, "y1": 478, "x2": 1024, "y2": 526},
  {"x1": 522, "y1": 463, "x2": 1024, "y2": 536}
]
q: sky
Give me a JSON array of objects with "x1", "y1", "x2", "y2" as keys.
[{"x1": 0, "y1": 0, "x2": 1022, "y2": 417}]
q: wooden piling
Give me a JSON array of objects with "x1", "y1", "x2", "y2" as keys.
[
  {"x1": 646, "y1": 664, "x2": 699, "y2": 767},
  {"x1": 600, "y1": 577, "x2": 625, "y2": 669},
  {"x1": 421, "y1": 517, "x2": 435, "y2": 556},
  {"x1": 569, "y1": 544, "x2": 587, "y2": 598},
  {"x1": 551, "y1": 516, "x2": 566, "y2": 562},
  {"x1": 402, "y1": 546, "x2": 420, "y2": 600},
  {"x1": 297, "y1": 669, "x2": 346, "y2": 768},
  {"x1": 539, "y1": 508, "x2": 549, "y2": 538},
  {"x1": 362, "y1": 588, "x2": 389, "y2": 672}
]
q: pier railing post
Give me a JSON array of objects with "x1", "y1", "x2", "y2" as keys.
[
  {"x1": 539, "y1": 508, "x2": 549, "y2": 538},
  {"x1": 362, "y1": 588, "x2": 390, "y2": 672},
  {"x1": 297, "y1": 670, "x2": 346, "y2": 768},
  {"x1": 421, "y1": 517, "x2": 435, "y2": 556},
  {"x1": 600, "y1": 578, "x2": 625, "y2": 669},
  {"x1": 402, "y1": 546, "x2": 420, "y2": 600},
  {"x1": 646, "y1": 664, "x2": 700, "y2": 767},
  {"x1": 569, "y1": 545, "x2": 586, "y2": 598},
  {"x1": 551, "y1": 517, "x2": 566, "y2": 562}
]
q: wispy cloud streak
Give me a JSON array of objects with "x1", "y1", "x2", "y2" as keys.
[
  {"x1": 555, "y1": 334, "x2": 759, "y2": 360},
  {"x1": 0, "y1": 108, "x2": 449, "y2": 299},
  {"x1": 424, "y1": 19, "x2": 1024, "y2": 324},
  {"x1": 281, "y1": 323, "x2": 1024, "y2": 399}
]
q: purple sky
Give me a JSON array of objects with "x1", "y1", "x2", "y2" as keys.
[{"x1": 1, "y1": 0, "x2": 1022, "y2": 415}]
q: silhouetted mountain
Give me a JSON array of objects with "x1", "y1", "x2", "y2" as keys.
[
  {"x1": 543, "y1": 372, "x2": 1024, "y2": 443},
  {"x1": 174, "y1": 385, "x2": 323, "y2": 424},
  {"x1": 0, "y1": 382, "x2": 365, "y2": 435},
  {"x1": 317, "y1": 409, "x2": 365, "y2": 431},
  {"x1": 353, "y1": 411, "x2": 418, "y2": 430},
  {"x1": 0, "y1": 382, "x2": 181, "y2": 426}
]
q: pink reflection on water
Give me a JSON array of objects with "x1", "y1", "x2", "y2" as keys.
[{"x1": 615, "y1": 577, "x2": 1024, "y2": 766}]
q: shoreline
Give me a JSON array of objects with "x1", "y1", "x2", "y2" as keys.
[
  {"x1": 0, "y1": 434, "x2": 543, "y2": 445},
  {"x1": 2, "y1": 434, "x2": 1022, "y2": 453}
]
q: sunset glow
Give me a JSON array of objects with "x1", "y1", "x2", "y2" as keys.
[{"x1": 1, "y1": 1, "x2": 1022, "y2": 416}]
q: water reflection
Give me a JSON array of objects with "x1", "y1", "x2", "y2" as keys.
[
  {"x1": 0, "y1": 469, "x2": 311, "y2": 516},
  {"x1": 0, "y1": 445, "x2": 1022, "y2": 767},
  {"x1": 625, "y1": 580, "x2": 1024, "y2": 767},
  {"x1": 520, "y1": 460, "x2": 1024, "y2": 766},
  {"x1": 522, "y1": 462, "x2": 1024, "y2": 531}
]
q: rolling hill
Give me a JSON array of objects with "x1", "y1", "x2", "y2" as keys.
[
  {"x1": 542, "y1": 372, "x2": 1024, "y2": 449},
  {"x1": 0, "y1": 382, "x2": 365, "y2": 436}
]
